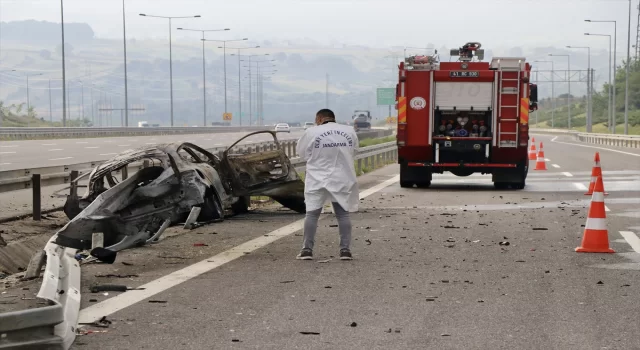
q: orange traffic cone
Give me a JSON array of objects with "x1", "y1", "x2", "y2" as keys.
[
  {"x1": 585, "y1": 152, "x2": 608, "y2": 196},
  {"x1": 576, "y1": 176, "x2": 614, "y2": 253},
  {"x1": 528, "y1": 138, "x2": 537, "y2": 160},
  {"x1": 534, "y1": 142, "x2": 547, "y2": 170}
]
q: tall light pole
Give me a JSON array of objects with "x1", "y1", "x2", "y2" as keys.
[
  {"x1": 201, "y1": 38, "x2": 248, "y2": 118},
  {"x1": 585, "y1": 33, "x2": 613, "y2": 132},
  {"x1": 139, "y1": 13, "x2": 201, "y2": 126},
  {"x1": 77, "y1": 80, "x2": 84, "y2": 120},
  {"x1": 534, "y1": 60, "x2": 555, "y2": 127},
  {"x1": 177, "y1": 27, "x2": 230, "y2": 126},
  {"x1": 549, "y1": 54, "x2": 572, "y2": 129},
  {"x1": 26, "y1": 73, "x2": 44, "y2": 115},
  {"x1": 60, "y1": 0, "x2": 67, "y2": 126},
  {"x1": 585, "y1": 20, "x2": 617, "y2": 133},
  {"x1": 241, "y1": 54, "x2": 269, "y2": 125},
  {"x1": 624, "y1": 0, "x2": 632, "y2": 135},
  {"x1": 247, "y1": 59, "x2": 275, "y2": 125},
  {"x1": 49, "y1": 79, "x2": 53, "y2": 122},
  {"x1": 122, "y1": 0, "x2": 129, "y2": 126},
  {"x1": 228, "y1": 46, "x2": 260, "y2": 126},
  {"x1": 566, "y1": 46, "x2": 592, "y2": 132}
]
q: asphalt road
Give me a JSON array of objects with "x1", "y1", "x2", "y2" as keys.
[
  {"x1": 3, "y1": 133, "x2": 640, "y2": 349},
  {"x1": 0, "y1": 130, "x2": 306, "y2": 171}
]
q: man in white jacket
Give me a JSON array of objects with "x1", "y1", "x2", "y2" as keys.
[{"x1": 295, "y1": 109, "x2": 359, "y2": 260}]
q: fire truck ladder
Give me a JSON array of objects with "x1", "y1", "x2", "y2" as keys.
[{"x1": 496, "y1": 59, "x2": 522, "y2": 148}]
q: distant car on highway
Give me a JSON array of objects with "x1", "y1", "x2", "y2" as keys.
[
  {"x1": 303, "y1": 122, "x2": 315, "y2": 130},
  {"x1": 275, "y1": 123, "x2": 291, "y2": 133}
]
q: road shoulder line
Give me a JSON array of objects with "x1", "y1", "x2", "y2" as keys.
[{"x1": 620, "y1": 231, "x2": 640, "y2": 253}]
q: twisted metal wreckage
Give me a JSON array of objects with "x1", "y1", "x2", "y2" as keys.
[{"x1": 58, "y1": 131, "x2": 306, "y2": 254}]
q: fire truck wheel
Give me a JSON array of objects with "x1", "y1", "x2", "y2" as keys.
[
  {"x1": 416, "y1": 181, "x2": 431, "y2": 188},
  {"x1": 493, "y1": 182, "x2": 510, "y2": 189},
  {"x1": 400, "y1": 181, "x2": 414, "y2": 188},
  {"x1": 511, "y1": 182, "x2": 526, "y2": 190}
]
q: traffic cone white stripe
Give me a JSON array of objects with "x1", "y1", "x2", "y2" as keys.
[
  {"x1": 592, "y1": 192, "x2": 605, "y2": 202},
  {"x1": 585, "y1": 217, "x2": 607, "y2": 231}
]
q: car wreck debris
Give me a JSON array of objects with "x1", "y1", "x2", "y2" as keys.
[{"x1": 54, "y1": 131, "x2": 306, "y2": 254}]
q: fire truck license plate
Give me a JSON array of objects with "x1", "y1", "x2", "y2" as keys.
[{"x1": 449, "y1": 71, "x2": 479, "y2": 77}]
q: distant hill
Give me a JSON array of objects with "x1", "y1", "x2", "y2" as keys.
[{"x1": 0, "y1": 20, "x2": 95, "y2": 46}]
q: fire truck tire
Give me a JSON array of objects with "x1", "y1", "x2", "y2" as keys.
[
  {"x1": 493, "y1": 182, "x2": 510, "y2": 189},
  {"x1": 400, "y1": 163, "x2": 432, "y2": 188}
]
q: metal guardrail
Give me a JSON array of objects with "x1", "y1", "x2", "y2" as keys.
[
  {"x1": 0, "y1": 235, "x2": 80, "y2": 349},
  {"x1": 0, "y1": 138, "x2": 398, "y2": 350},
  {"x1": 531, "y1": 128, "x2": 640, "y2": 149}
]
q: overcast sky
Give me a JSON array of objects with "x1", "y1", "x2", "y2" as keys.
[{"x1": 0, "y1": 0, "x2": 634, "y2": 51}]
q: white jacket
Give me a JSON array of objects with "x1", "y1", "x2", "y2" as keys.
[{"x1": 296, "y1": 122, "x2": 360, "y2": 212}]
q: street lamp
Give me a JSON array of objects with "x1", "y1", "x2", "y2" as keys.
[
  {"x1": 534, "y1": 60, "x2": 555, "y2": 128},
  {"x1": 139, "y1": 13, "x2": 201, "y2": 126},
  {"x1": 26, "y1": 73, "x2": 44, "y2": 114},
  {"x1": 585, "y1": 33, "x2": 613, "y2": 132},
  {"x1": 240, "y1": 54, "x2": 269, "y2": 125},
  {"x1": 549, "y1": 54, "x2": 572, "y2": 129},
  {"x1": 585, "y1": 20, "x2": 617, "y2": 133},
  {"x1": 624, "y1": 0, "x2": 632, "y2": 135},
  {"x1": 566, "y1": 45, "x2": 592, "y2": 132},
  {"x1": 60, "y1": 0, "x2": 67, "y2": 126},
  {"x1": 200, "y1": 38, "x2": 248, "y2": 118},
  {"x1": 177, "y1": 27, "x2": 230, "y2": 126},
  {"x1": 228, "y1": 45, "x2": 260, "y2": 125}
]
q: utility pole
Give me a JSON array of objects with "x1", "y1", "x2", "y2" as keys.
[
  {"x1": 325, "y1": 73, "x2": 329, "y2": 107},
  {"x1": 49, "y1": 79, "x2": 53, "y2": 122},
  {"x1": 60, "y1": 0, "x2": 67, "y2": 126},
  {"x1": 624, "y1": 0, "x2": 632, "y2": 135},
  {"x1": 636, "y1": 0, "x2": 640, "y2": 58},
  {"x1": 122, "y1": 0, "x2": 130, "y2": 126},
  {"x1": 90, "y1": 85, "x2": 94, "y2": 124}
]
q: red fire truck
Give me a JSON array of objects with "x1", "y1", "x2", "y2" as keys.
[{"x1": 395, "y1": 42, "x2": 538, "y2": 189}]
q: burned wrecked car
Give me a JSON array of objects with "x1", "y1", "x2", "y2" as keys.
[{"x1": 55, "y1": 131, "x2": 305, "y2": 252}]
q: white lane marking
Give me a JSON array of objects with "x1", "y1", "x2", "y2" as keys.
[
  {"x1": 573, "y1": 183, "x2": 588, "y2": 191},
  {"x1": 544, "y1": 158, "x2": 551, "y2": 162},
  {"x1": 551, "y1": 136, "x2": 558, "y2": 142},
  {"x1": 0, "y1": 151, "x2": 16, "y2": 154},
  {"x1": 42, "y1": 143, "x2": 57, "y2": 146},
  {"x1": 49, "y1": 157, "x2": 73, "y2": 161},
  {"x1": 99, "y1": 153, "x2": 118, "y2": 156},
  {"x1": 605, "y1": 205, "x2": 611, "y2": 212},
  {"x1": 620, "y1": 231, "x2": 640, "y2": 253},
  {"x1": 118, "y1": 145, "x2": 130, "y2": 147},
  {"x1": 0, "y1": 163, "x2": 11, "y2": 166},
  {"x1": 78, "y1": 175, "x2": 400, "y2": 324},
  {"x1": 85, "y1": 146, "x2": 99, "y2": 149},
  {"x1": 76, "y1": 141, "x2": 88, "y2": 144},
  {"x1": 552, "y1": 164, "x2": 561, "y2": 168},
  {"x1": 0, "y1": 145, "x2": 18, "y2": 148},
  {"x1": 48, "y1": 149, "x2": 63, "y2": 151},
  {"x1": 551, "y1": 139, "x2": 640, "y2": 157},
  {"x1": 562, "y1": 172, "x2": 573, "y2": 177}
]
